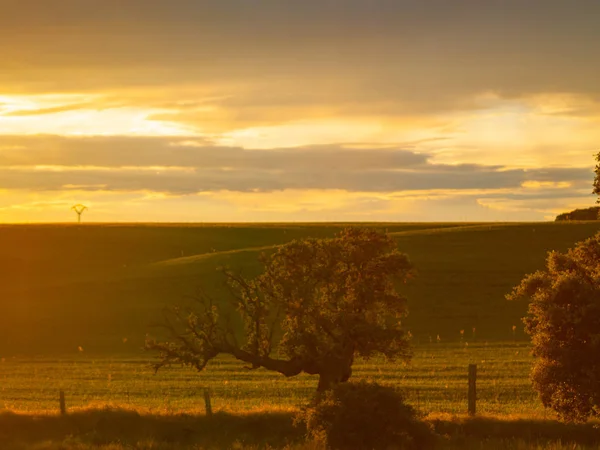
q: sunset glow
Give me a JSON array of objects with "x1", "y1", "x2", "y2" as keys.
[{"x1": 1, "y1": 0, "x2": 599, "y2": 222}]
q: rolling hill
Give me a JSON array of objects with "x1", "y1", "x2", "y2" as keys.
[{"x1": 2, "y1": 222, "x2": 600, "y2": 356}]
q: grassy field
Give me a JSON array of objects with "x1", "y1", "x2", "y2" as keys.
[
  {"x1": 3, "y1": 221, "x2": 600, "y2": 448},
  {"x1": 1, "y1": 342, "x2": 540, "y2": 416},
  {"x1": 4, "y1": 341, "x2": 600, "y2": 449},
  {"x1": 2, "y1": 221, "x2": 600, "y2": 355}
]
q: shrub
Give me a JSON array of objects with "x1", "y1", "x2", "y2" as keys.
[
  {"x1": 296, "y1": 381, "x2": 433, "y2": 450},
  {"x1": 508, "y1": 233, "x2": 600, "y2": 422}
]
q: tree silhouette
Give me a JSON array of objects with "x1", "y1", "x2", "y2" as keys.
[
  {"x1": 146, "y1": 228, "x2": 415, "y2": 392},
  {"x1": 593, "y1": 151, "x2": 600, "y2": 204},
  {"x1": 71, "y1": 204, "x2": 88, "y2": 223}
]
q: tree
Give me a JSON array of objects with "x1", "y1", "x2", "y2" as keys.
[
  {"x1": 507, "y1": 233, "x2": 600, "y2": 421},
  {"x1": 146, "y1": 228, "x2": 415, "y2": 392},
  {"x1": 555, "y1": 207, "x2": 600, "y2": 222},
  {"x1": 593, "y1": 151, "x2": 600, "y2": 204}
]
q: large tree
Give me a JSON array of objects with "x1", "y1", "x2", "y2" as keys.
[
  {"x1": 508, "y1": 233, "x2": 600, "y2": 421},
  {"x1": 146, "y1": 228, "x2": 415, "y2": 392}
]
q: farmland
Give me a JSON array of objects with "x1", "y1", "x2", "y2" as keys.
[
  {"x1": 2, "y1": 221, "x2": 600, "y2": 449},
  {"x1": 2, "y1": 342, "x2": 538, "y2": 416},
  {"x1": 2, "y1": 221, "x2": 600, "y2": 355},
  {"x1": 3, "y1": 342, "x2": 600, "y2": 449}
]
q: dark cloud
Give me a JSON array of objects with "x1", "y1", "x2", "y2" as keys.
[
  {"x1": 1, "y1": 0, "x2": 599, "y2": 121},
  {"x1": 0, "y1": 135, "x2": 427, "y2": 170},
  {"x1": 0, "y1": 165, "x2": 590, "y2": 194},
  {"x1": 0, "y1": 135, "x2": 591, "y2": 194}
]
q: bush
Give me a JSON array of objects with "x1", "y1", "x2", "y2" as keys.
[
  {"x1": 296, "y1": 381, "x2": 433, "y2": 450},
  {"x1": 508, "y1": 233, "x2": 600, "y2": 422}
]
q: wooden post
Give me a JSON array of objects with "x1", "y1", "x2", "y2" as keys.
[
  {"x1": 468, "y1": 364, "x2": 477, "y2": 416},
  {"x1": 203, "y1": 388, "x2": 213, "y2": 416},
  {"x1": 59, "y1": 390, "x2": 66, "y2": 415}
]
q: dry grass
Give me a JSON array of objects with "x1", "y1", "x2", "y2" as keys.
[
  {"x1": 2, "y1": 408, "x2": 600, "y2": 450},
  {"x1": 1, "y1": 343, "x2": 543, "y2": 416},
  {"x1": 0, "y1": 408, "x2": 302, "y2": 449}
]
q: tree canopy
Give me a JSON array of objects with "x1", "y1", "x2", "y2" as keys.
[
  {"x1": 508, "y1": 232, "x2": 600, "y2": 421},
  {"x1": 594, "y1": 151, "x2": 600, "y2": 204},
  {"x1": 146, "y1": 228, "x2": 415, "y2": 391}
]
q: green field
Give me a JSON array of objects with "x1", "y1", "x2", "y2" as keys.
[
  {"x1": 2, "y1": 221, "x2": 600, "y2": 355},
  {"x1": 3, "y1": 341, "x2": 600, "y2": 449},
  {"x1": 3, "y1": 222, "x2": 600, "y2": 448},
  {"x1": 2, "y1": 342, "x2": 538, "y2": 416},
  {"x1": 2, "y1": 221, "x2": 599, "y2": 415}
]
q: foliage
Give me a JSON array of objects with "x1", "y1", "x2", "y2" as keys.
[
  {"x1": 508, "y1": 232, "x2": 600, "y2": 421},
  {"x1": 555, "y1": 207, "x2": 600, "y2": 221},
  {"x1": 146, "y1": 228, "x2": 415, "y2": 391},
  {"x1": 593, "y1": 151, "x2": 600, "y2": 204},
  {"x1": 296, "y1": 381, "x2": 433, "y2": 450}
]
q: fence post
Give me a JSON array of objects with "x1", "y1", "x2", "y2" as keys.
[
  {"x1": 203, "y1": 388, "x2": 213, "y2": 416},
  {"x1": 468, "y1": 364, "x2": 477, "y2": 416},
  {"x1": 59, "y1": 390, "x2": 67, "y2": 415}
]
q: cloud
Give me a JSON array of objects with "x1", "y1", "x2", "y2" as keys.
[
  {"x1": 1, "y1": 0, "x2": 600, "y2": 126},
  {"x1": 0, "y1": 135, "x2": 430, "y2": 169},
  {"x1": 1, "y1": 2, "x2": 599, "y2": 221},
  {"x1": 1, "y1": 102, "x2": 94, "y2": 117},
  {"x1": 0, "y1": 135, "x2": 592, "y2": 195}
]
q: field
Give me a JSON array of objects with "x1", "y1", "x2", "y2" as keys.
[
  {"x1": 2, "y1": 221, "x2": 600, "y2": 449},
  {"x1": 3, "y1": 221, "x2": 600, "y2": 355},
  {"x1": 4, "y1": 342, "x2": 600, "y2": 449},
  {"x1": 2, "y1": 342, "x2": 538, "y2": 416}
]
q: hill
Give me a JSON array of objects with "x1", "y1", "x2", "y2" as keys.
[{"x1": 1, "y1": 222, "x2": 600, "y2": 355}]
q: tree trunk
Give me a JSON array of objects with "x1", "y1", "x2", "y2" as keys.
[{"x1": 316, "y1": 359, "x2": 353, "y2": 392}]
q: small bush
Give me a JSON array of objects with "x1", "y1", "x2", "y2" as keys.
[{"x1": 296, "y1": 381, "x2": 433, "y2": 450}]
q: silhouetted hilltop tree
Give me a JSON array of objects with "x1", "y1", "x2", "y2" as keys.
[
  {"x1": 555, "y1": 207, "x2": 600, "y2": 221},
  {"x1": 146, "y1": 228, "x2": 414, "y2": 392},
  {"x1": 555, "y1": 151, "x2": 600, "y2": 221}
]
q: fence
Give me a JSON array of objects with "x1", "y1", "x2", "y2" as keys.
[{"x1": 44, "y1": 364, "x2": 541, "y2": 418}]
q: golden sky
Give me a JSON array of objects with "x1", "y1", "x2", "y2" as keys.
[{"x1": 1, "y1": 0, "x2": 599, "y2": 222}]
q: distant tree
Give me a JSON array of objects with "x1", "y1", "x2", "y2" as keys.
[
  {"x1": 555, "y1": 152, "x2": 600, "y2": 221},
  {"x1": 507, "y1": 233, "x2": 600, "y2": 421},
  {"x1": 146, "y1": 228, "x2": 415, "y2": 392},
  {"x1": 555, "y1": 207, "x2": 600, "y2": 222}
]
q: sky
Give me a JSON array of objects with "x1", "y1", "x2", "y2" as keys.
[{"x1": 1, "y1": 0, "x2": 600, "y2": 222}]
